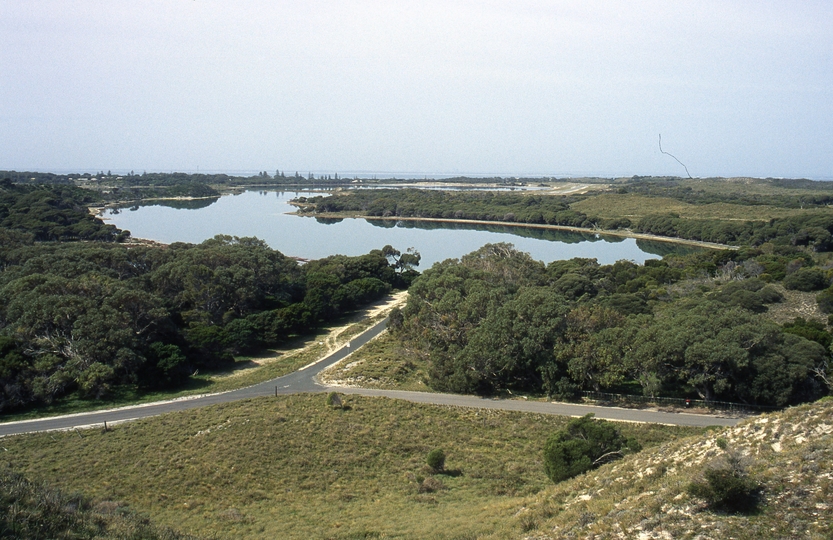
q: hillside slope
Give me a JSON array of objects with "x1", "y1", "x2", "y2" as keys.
[{"x1": 508, "y1": 398, "x2": 833, "y2": 539}]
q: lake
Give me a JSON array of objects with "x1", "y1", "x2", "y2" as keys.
[{"x1": 102, "y1": 190, "x2": 698, "y2": 268}]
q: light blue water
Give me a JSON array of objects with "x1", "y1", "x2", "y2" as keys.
[{"x1": 103, "y1": 190, "x2": 692, "y2": 268}]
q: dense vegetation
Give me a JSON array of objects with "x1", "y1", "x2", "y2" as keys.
[
  {"x1": 297, "y1": 178, "x2": 833, "y2": 248},
  {"x1": 389, "y1": 243, "x2": 831, "y2": 406},
  {"x1": 5, "y1": 176, "x2": 833, "y2": 413},
  {"x1": 0, "y1": 179, "x2": 128, "y2": 242},
  {"x1": 635, "y1": 211, "x2": 833, "y2": 247},
  {"x1": 624, "y1": 176, "x2": 833, "y2": 208},
  {"x1": 296, "y1": 188, "x2": 624, "y2": 228},
  {"x1": 0, "y1": 182, "x2": 416, "y2": 413}
]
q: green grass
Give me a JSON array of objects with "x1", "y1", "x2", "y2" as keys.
[
  {"x1": 0, "y1": 467, "x2": 198, "y2": 539},
  {"x1": 0, "y1": 394, "x2": 701, "y2": 539}
]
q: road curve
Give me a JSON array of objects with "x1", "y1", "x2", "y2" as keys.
[{"x1": 0, "y1": 316, "x2": 741, "y2": 437}]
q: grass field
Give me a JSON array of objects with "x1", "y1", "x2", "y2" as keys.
[
  {"x1": 0, "y1": 394, "x2": 702, "y2": 539},
  {"x1": 570, "y1": 193, "x2": 832, "y2": 222}
]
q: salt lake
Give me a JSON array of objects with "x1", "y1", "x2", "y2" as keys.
[{"x1": 102, "y1": 189, "x2": 698, "y2": 268}]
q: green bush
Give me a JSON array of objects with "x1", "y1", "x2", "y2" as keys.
[
  {"x1": 783, "y1": 267, "x2": 829, "y2": 291},
  {"x1": 758, "y1": 285, "x2": 784, "y2": 303},
  {"x1": 688, "y1": 467, "x2": 760, "y2": 513},
  {"x1": 687, "y1": 444, "x2": 760, "y2": 513},
  {"x1": 817, "y1": 287, "x2": 833, "y2": 313},
  {"x1": 426, "y1": 448, "x2": 446, "y2": 472},
  {"x1": 543, "y1": 414, "x2": 641, "y2": 483},
  {"x1": 326, "y1": 392, "x2": 343, "y2": 409}
]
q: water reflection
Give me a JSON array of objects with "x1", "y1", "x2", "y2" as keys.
[
  {"x1": 103, "y1": 189, "x2": 701, "y2": 266},
  {"x1": 369, "y1": 219, "x2": 627, "y2": 245}
]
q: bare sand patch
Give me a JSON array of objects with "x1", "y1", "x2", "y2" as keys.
[{"x1": 764, "y1": 285, "x2": 826, "y2": 325}]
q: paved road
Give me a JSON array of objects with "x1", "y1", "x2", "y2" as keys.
[{"x1": 0, "y1": 316, "x2": 741, "y2": 437}]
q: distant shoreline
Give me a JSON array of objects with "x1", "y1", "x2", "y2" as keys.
[{"x1": 303, "y1": 212, "x2": 738, "y2": 251}]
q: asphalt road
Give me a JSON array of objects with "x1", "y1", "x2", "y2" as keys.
[{"x1": 0, "y1": 316, "x2": 741, "y2": 437}]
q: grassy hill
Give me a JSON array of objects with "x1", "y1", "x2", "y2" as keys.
[
  {"x1": 511, "y1": 397, "x2": 833, "y2": 539},
  {"x1": 1, "y1": 394, "x2": 700, "y2": 539},
  {"x1": 0, "y1": 467, "x2": 198, "y2": 539},
  {"x1": 2, "y1": 394, "x2": 831, "y2": 539}
]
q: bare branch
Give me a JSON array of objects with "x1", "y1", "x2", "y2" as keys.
[
  {"x1": 659, "y1": 134, "x2": 693, "y2": 179},
  {"x1": 593, "y1": 450, "x2": 625, "y2": 466}
]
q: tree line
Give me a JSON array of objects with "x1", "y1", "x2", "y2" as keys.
[
  {"x1": 298, "y1": 188, "x2": 833, "y2": 249},
  {"x1": 389, "y1": 243, "x2": 831, "y2": 406},
  {"x1": 624, "y1": 176, "x2": 833, "y2": 208},
  {"x1": 0, "y1": 182, "x2": 417, "y2": 413},
  {"x1": 296, "y1": 189, "x2": 627, "y2": 229}
]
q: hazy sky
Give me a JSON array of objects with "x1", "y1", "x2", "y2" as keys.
[{"x1": 1, "y1": 1, "x2": 831, "y2": 178}]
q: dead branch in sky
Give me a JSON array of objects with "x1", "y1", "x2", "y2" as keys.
[{"x1": 658, "y1": 134, "x2": 693, "y2": 178}]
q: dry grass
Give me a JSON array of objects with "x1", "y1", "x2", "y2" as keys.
[
  {"x1": 495, "y1": 398, "x2": 833, "y2": 540},
  {"x1": 319, "y1": 332, "x2": 431, "y2": 392},
  {"x1": 570, "y1": 193, "x2": 828, "y2": 222},
  {"x1": 0, "y1": 394, "x2": 699, "y2": 539}
]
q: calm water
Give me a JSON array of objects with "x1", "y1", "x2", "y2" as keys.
[{"x1": 103, "y1": 190, "x2": 695, "y2": 268}]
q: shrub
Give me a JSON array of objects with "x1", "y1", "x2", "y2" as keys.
[
  {"x1": 418, "y1": 476, "x2": 445, "y2": 493},
  {"x1": 426, "y1": 448, "x2": 446, "y2": 472},
  {"x1": 688, "y1": 468, "x2": 759, "y2": 513},
  {"x1": 758, "y1": 285, "x2": 784, "y2": 304},
  {"x1": 817, "y1": 287, "x2": 833, "y2": 313},
  {"x1": 782, "y1": 317, "x2": 832, "y2": 349},
  {"x1": 687, "y1": 446, "x2": 760, "y2": 513},
  {"x1": 543, "y1": 414, "x2": 641, "y2": 483},
  {"x1": 326, "y1": 392, "x2": 343, "y2": 409},
  {"x1": 783, "y1": 267, "x2": 829, "y2": 291}
]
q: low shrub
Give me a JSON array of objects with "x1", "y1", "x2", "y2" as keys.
[
  {"x1": 688, "y1": 467, "x2": 760, "y2": 513},
  {"x1": 687, "y1": 445, "x2": 760, "y2": 513},
  {"x1": 426, "y1": 448, "x2": 446, "y2": 472},
  {"x1": 419, "y1": 477, "x2": 445, "y2": 493},
  {"x1": 326, "y1": 392, "x2": 343, "y2": 409}
]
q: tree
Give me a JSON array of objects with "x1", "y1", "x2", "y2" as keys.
[
  {"x1": 543, "y1": 414, "x2": 641, "y2": 483},
  {"x1": 555, "y1": 306, "x2": 628, "y2": 392},
  {"x1": 458, "y1": 287, "x2": 569, "y2": 393},
  {"x1": 382, "y1": 245, "x2": 421, "y2": 273},
  {"x1": 626, "y1": 300, "x2": 822, "y2": 405}
]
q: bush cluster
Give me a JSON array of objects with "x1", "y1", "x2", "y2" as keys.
[{"x1": 543, "y1": 415, "x2": 641, "y2": 483}]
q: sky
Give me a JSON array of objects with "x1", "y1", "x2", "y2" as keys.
[{"x1": 1, "y1": 1, "x2": 831, "y2": 179}]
